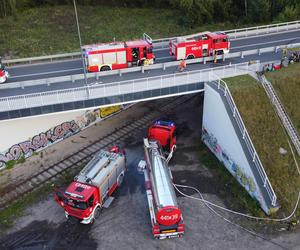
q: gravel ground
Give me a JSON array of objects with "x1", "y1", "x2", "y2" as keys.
[{"x1": 1, "y1": 94, "x2": 300, "y2": 250}]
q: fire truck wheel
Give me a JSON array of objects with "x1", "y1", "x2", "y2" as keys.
[
  {"x1": 94, "y1": 207, "x2": 101, "y2": 220},
  {"x1": 100, "y1": 66, "x2": 111, "y2": 71},
  {"x1": 117, "y1": 172, "x2": 125, "y2": 186},
  {"x1": 187, "y1": 55, "x2": 194, "y2": 60}
]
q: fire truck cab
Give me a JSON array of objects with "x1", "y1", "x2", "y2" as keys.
[
  {"x1": 82, "y1": 33, "x2": 155, "y2": 72},
  {"x1": 148, "y1": 120, "x2": 176, "y2": 153},
  {"x1": 170, "y1": 32, "x2": 230, "y2": 60},
  {"x1": 54, "y1": 148, "x2": 126, "y2": 224}
]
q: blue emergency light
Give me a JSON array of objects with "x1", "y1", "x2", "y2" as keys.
[{"x1": 154, "y1": 120, "x2": 175, "y2": 127}]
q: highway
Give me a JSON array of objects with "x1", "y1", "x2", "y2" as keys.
[{"x1": 6, "y1": 30, "x2": 300, "y2": 83}]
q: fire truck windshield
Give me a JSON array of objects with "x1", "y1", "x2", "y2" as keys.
[{"x1": 65, "y1": 198, "x2": 87, "y2": 210}]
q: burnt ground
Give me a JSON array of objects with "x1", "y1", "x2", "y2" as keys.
[{"x1": 1, "y1": 93, "x2": 300, "y2": 250}]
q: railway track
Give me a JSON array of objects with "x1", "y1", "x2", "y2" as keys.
[{"x1": 0, "y1": 94, "x2": 197, "y2": 210}]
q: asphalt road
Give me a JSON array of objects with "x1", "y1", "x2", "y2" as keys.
[{"x1": 6, "y1": 30, "x2": 300, "y2": 83}]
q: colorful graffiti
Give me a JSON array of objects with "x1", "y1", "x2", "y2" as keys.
[
  {"x1": 202, "y1": 127, "x2": 261, "y2": 202},
  {"x1": 100, "y1": 105, "x2": 122, "y2": 118},
  {"x1": 0, "y1": 105, "x2": 125, "y2": 169},
  {"x1": 0, "y1": 121, "x2": 80, "y2": 168}
]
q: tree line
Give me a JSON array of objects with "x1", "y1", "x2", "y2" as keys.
[{"x1": 1, "y1": 0, "x2": 299, "y2": 26}]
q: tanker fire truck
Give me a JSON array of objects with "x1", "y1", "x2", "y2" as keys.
[
  {"x1": 139, "y1": 120, "x2": 184, "y2": 239},
  {"x1": 0, "y1": 57, "x2": 9, "y2": 84},
  {"x1": 82, "y1": 33, "x2": 155, "y2": 72},
  {"x1": 169, "y1": 32, "x2": 230, "y2": 60},
  {"x1": 54, "y1": 147, "x2": 126, "y2": 224}
]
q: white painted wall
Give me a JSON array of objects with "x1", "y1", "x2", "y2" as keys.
[
  {"x1": 0, "y1": 110, "x2": 86, "y2": 151},
  {"x1": 203, "y1": 84, "x2": 253, "y2": 176},
  {"x1": 202, "y1": 83, "x2": 268, "y2": 212}
]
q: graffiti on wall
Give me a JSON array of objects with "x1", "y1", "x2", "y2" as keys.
[
  {"x1": 202, "y1": 127, "x2": 263, "y2": 203},
  {"x1": 100, "y1": 105, "x2": 122, "y2": 118},
  {"x1": 0, "y1": 105, "x2": 124, "y2": 169}
]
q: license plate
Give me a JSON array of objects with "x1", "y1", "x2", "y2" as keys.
[{"x1": 161, "y1": 229, "x2": 176, "y2": 233}]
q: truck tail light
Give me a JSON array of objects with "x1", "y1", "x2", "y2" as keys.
[
  {"x1": 177, "y1": 223, "x2": 184, "y2": 232},
  {"x1": 152, "y1": 225, "x2": 160, "y2": 235}
]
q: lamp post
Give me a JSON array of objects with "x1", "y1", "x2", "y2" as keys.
[{"x1": 73, "y1": 0, "x2": 89, "y2": 98}]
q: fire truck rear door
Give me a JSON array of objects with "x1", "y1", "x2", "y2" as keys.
[
  {"x1": 177, "y1": 47, "x2": 186, "y2": 60},
  {"x1": 53, "y1": 188, "x2": 66, "y2": 208},
  {"x1": 202, "y1": 44, "x2": 208, "y2": 56}
]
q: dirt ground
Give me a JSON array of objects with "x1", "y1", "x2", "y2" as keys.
[{"x1": 1, "y1": 94, "x2": 300, "y2": 250}]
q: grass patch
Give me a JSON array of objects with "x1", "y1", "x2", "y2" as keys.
[
  {"x1": 225, "y1": 75, "x2": 300, "y2": 216},
  {"x1": 0, "y1": 183, "x2": 53, "y2": 230},
  {"x1": 198, "y1": 142, "x2": 263, "y2": 216},
  {"x1": 0, "y1": 5, "x2": 269, "y2": 58},
  {"x1": 265, "y1": 63, "x2": 300, "y2": 135},
  {"x1": 4, "y1": 156, "x2": 26, "y2": 170},
  {"x1": 0, "y1": 164, "x2": 84, "y2": 231}
]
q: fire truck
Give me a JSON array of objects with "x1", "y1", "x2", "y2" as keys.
[
  {"x1": 139, "y1": 120, "x2": 184, "y2": 239},
  {"x1": 148, "y1": 120, "x2": 177, "y2": 154},
  {"x1": 82, "y1": 33, "x2": 155, "y2": 72},
  {"x1": 53, "y1": 147, "x2": 126, "y2": 224},
  {"x1": 0, "y1": 57, "x2": 9, "y2": 84},
  {"x1": 169, "y1": 32, "x2": 230, "y2": 60}
]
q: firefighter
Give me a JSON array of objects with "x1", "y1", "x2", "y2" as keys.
[
  {"x1": 178, "y1": 59, "x2": 186, "y2": 72},
  {"x1": 213, "y1": 50, "x2": 218, "y2": 63},
  {"x1": 0, "y1": 57, "x2": 4, "y2": 70}
]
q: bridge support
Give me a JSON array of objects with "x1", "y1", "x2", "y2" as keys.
[{"x1": 202, "y1": 82, "x2": 279, "y2": 214}]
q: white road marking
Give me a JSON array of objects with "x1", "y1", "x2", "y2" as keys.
[
  {"x1": 231, "y1": 37, "x2": 300, "y2": 49},
  {"x1": 156, "y1": 56, "x2": 172, "y2": 60},
  {"x1": 154, "y1": 47, "x2": 168, "y2": 51},
  {"x1": 9, "y1": 67, "x2": 82, "y2": 79}
]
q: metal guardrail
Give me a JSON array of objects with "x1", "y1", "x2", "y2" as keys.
[
  {"x1": 2, "y1": 42, "x2": 300, "y2": 90},
  {"x1": 0, "y1": 62, "x2": 258, "y2": 113},
  {"x1": 210, "y1": 74, "x2": 278, "y2": 207},
  {"x1": 259, "y1": 74, "x2": 300, "y2": 156},
  {"x1": 3, "y1": 20, "x2": 299, "y2": 65}
]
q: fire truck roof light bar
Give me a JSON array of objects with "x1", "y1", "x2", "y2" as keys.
[
  {"x1": 65, "y1": 191, "x2": 84, "y2": 199},
  {"x1": 154, "y1": 120, "x2": 175, "y2": 127}
]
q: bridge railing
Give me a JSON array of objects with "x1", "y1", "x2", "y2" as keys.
[
  {"x1": 3, "y1": 20, "x2": 299, "y2": 65},
  {"x1": 259, "y1": 74, "x2": 300, "y2": 156},
  {"x1": 0, "y1": 62, "x2": 258, "y2": 113},
  {"x1": 209, "y1": 73, "x2": 277, "y2": 207}
]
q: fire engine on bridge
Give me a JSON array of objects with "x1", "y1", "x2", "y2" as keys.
[
  {"x1": 170, "y1": 32, "x2": 230, "y2": 60},
  {"x1": 82, "y1": 33, "x2": 155, "y2": 72},
  {"x1": 54, "y1": 146, "x2": 126, "y2": 224},
  {"x1": 139, "y1": 120, "x2": 184, "y2": 239}
]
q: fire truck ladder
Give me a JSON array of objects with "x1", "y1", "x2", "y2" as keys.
[{"x1": 257, "y1": 73, "x2": 300, "y2": 156}]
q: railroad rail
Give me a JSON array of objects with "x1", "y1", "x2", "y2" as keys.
[{"x1": 0, "y1": 94, "x2": 195, "y2": 210}]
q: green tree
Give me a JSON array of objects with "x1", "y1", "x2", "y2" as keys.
[{"x1": 0, "y1": 0, "x2": 16, "y2": 17}]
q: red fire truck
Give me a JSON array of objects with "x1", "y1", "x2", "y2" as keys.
[
  {"x1": 148, "y1": 120, "x2": 177, "y2": 154},
  {"x1": 169, "y1": 32, "x2": 230, "y2": 60},
  {"x1": 53, "y1": 147, "x2": 126, "y2": 224},
  {"x1": 82, "y1": 33, "x2": 155, "y2": 72},
  {"x1": 139, "y1": 120, "x2": 184, "y2": 239}
]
